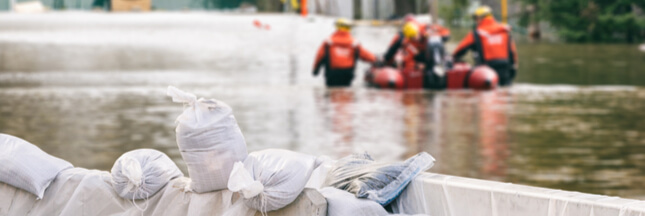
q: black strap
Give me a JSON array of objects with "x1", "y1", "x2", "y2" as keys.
[
  {"x1": 472, "y1": 24, "x2": 485, "y2": 65},
  {"x1": 323, "y1": 42, "x2": 331, "y2": 76},
  {"x1": 351, "y1": 45, "x2": 360, "y2": 72},
  {"x1": 463, "y1": 68, "x2": 475, "y2": 88},
  {"x1": 313, "y1": 43, "x2": 329, "y2": 76},
  {"x1": 507, "y1": 30, "x2": 515, "y2": 65}
]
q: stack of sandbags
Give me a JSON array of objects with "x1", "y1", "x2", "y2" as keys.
[
  {"x1": 167, "y1": 86, "x2": 248, "y2": 193},
  {"x1": 0, "y1": 133, "x2": 73, "y2": 199}
]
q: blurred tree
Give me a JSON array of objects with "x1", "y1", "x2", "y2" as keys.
[
  {"x1": 394, "y1": 0, "x2": 416, "y2": 19},
  {"x1": 91, "y1": 0, "x2": 110, "y2": 10},
  {"x1": 256, "y1": 0, "x2": 282, "y2": 12},
  {"x1": 53, "y1": 0, "x2": 65, "y2": 9},
  {"x1": 514, "y1": 0, "x2": 645, "y2": 43},
  {"x1": 438, "y1": 0, "x2": 469, "y2": 27}
]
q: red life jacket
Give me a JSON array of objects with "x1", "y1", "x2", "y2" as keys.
[
  {"x1": 474, "y1": 17, "x2": 512, "y2": 63},
  {"x1": 400, "y1": 38, "x2": 422, "y2": 71},
  {"x1": 323, "y1": 31, "x2": 360, "y2": 70}
]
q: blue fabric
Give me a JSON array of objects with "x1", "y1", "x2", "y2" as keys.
[{"x1": 327, "y1": 152, "x2": 435, "y2": 206}]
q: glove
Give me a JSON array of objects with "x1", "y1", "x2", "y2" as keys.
[{"x1": 373, "y1": 56, "x2": 385, "y2": 68}]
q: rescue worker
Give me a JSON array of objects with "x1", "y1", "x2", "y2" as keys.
[
  {"x1": 383, "y1": 21, "x2": 426, "y2": 71},
  {"x1": 452, "y1": 6, "x2": 518, "y2": 86},
  {"x1": 384, "y1": 15, "x2": 451, "y2": 89},
  {"x1": 425, "y1": 20, "x2": 451, "y2": 89},
  {"x1": 313, "y1": 18, "x2": 377, "y2": 87}
]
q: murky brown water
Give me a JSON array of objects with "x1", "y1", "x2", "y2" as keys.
[{"x1": 1, "y1": 13, "x2": 645, "y2": 199}]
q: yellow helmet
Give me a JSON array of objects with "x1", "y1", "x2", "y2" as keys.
[
  {"x1": 473, "y1": 6, "x2": 493, "y2": 19},
  {"x1": 402, "y1": 22, "x2": 419, "y2": 39},
  {"x1": 335, "y1": 18, "x2": 353, "y2": 31}
]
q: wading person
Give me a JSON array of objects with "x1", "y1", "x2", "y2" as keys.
[
  {"x1": 425, "y1": 19, "x2": 451, "y2": 89},
  {"x1": 382, "y1": 20, "x2": 432, "y2": 89},
  {"x1": 452, "y1": 6, "x2": 518, "y2": 86},
  {"x1": 313, "y1": 18, "x2": 377, "y2": 87},
  {"x1": 383, "y1": 21, "x2": 426, "y2": 72}
]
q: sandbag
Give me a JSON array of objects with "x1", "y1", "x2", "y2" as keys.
[
  {"x1": 305, "y1": 156, "x2": 334, "y2": 189},
  {"x1": 167, "y1": 86, "x2": 248, "y2": 193},
  {"x1": 0, "y1": 133, "x2": 73, "y2": 199},
  {"x1": 228, "y1": 149, "x2": 319, "y2": 212},
  {"x1": 319, "y1": 187, "x2": 389, "y2": 216},
  {"x1": 324, "y1": 152, "x2": 435, "y2": 206},
  {"x1": 111, "y1": 149, "x2": 183, "y2": 200}
]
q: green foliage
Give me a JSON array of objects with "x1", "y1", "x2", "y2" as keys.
[
  {"x1": 439, "y1": 0, "x2": 469, "y2": 27},
  {"x1": 514, "y1": 0, "x2": 645, "y2": 43}
]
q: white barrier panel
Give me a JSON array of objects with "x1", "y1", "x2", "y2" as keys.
[{"x1": 393, "y1": 173, "x2": 645, "y2": 216}]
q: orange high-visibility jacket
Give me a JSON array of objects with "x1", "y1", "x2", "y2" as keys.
[
  {"x1": 383, "y1": 32, "x2": 427, "y2": 66},
  {"x1": 453, "y1": 17, "x2": 517, "y2": 65},
  {"x1": 313, "y1": 31, "x2": 376, "y2": 76}
]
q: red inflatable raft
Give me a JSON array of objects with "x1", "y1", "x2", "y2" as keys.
[{"x1": 365, "y1": 62, "x2": 499, "y2": 90}]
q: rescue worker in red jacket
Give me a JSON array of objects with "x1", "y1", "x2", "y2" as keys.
[
  {"x1": 313, "y1": 18, "x2": 377, "y2": 87},
  {"x1": 452, "y1": 6, "x2": 518, "y2": 86},
  {"x1": 383, "y1": 22, "x2": 426, "y2": 71}
]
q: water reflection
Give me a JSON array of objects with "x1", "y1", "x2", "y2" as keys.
[
  {"x1": 324, "y1": 89, "x2": 355, "y2": 157},
  {"x1": 516, "y1": 44, "x2": 645, "y2": 86},
  {"x1": 1, "y1": 86, "x2": 644, "y2": 198},
  {"x1": 421, "y1": 91, "x2": 510, "y2": 181}
]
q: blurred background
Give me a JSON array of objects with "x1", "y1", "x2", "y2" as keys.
[{"x1": 0, "y1": 0, "x2": 644, "y2": 200}]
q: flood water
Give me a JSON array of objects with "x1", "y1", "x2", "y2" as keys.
[{"x1": 1, "y1": 13, "x2": 645, "y2": 199}]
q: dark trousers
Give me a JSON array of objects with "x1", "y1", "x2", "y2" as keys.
[
  {"x1": 325, "y1": 69, "x2": 354, "y2": 87},
  {"x1": 424, "y1": 42, "x2": 447, "y2": 89},
  {"x1": 423, "y1": 70, "x2": 445, "y2": 90},
  {"x1": 487, "y1": 61, "x2": 513, "y2": 87}
]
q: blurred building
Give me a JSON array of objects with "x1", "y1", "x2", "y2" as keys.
[
  {"x1": 0, "y1": 0, "x2": 429, "y2": 19},
  {"x1": 0, "y1": 0, "x2": 517, "y2": 23}
]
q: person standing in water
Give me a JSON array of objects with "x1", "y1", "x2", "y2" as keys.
[
  {"x1": 313, "y1": 18, "x2": 377, "y2": 87},
  {"x1": 452, "y1": 6, "x2": 518, "y2": 86}
]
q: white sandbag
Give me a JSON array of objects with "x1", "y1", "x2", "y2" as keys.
[
  {"x1": 0, "y1": 133, "x2": 73, "y2": 199},
  {"x1": 167, "y1": 86, "x2": 248, "y2": 193},
  {"x1": 111, "y1": 149, "x2": 183, "y2": 200},
  {"x1": 319, "y1": 187, "x2": 389, "y2": 216},
  {"x1": 305, "y1": 156, "x2": 334, "y2": 189},
  {"x1": 228, "y1": 149, "x2": 319, "y2": 212}
]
